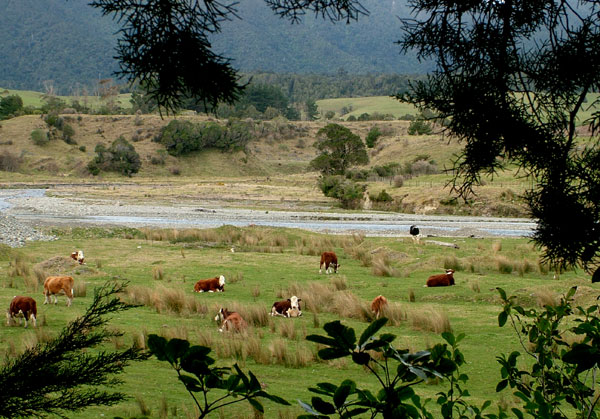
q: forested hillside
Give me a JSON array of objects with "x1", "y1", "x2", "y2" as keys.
[{"x1": 0, "y1": 0, "x2": 428, "y2": 94}]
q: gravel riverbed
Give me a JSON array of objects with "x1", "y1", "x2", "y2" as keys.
[{"x1": 0, "y1": 188, "x2": 537, "y2": 248}]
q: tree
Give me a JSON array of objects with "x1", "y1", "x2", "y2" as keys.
[
  {"x1": 399, "y1": 1, "x2": 600, "y2": 272},
  {"x1": 305, "y1": 98, "x2": 319, "y2": 120},
  {"x1": 89, "y1": 136, "x2": 141, "y2": 176},
  {"x1": 310, "y1": 123, "x2": 368, "y2": 175},
  {"x1": 0, "y1": 95, "x2": 23, "y2": 119},
  {"x1": 0, "y1": 282, "x2": 149, "y2": 418}
]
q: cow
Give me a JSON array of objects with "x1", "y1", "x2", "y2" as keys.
[
  {"x1": 319, "y1": 251, "x2": 339, "y2": 274},
  {"x1": 43, "y1": 276, "x2": 74, "y2": 306},
  {"x1": 371, "y1": 295, "x2": 388, "y2": 319},
  {"x1": 193, "y1": 275, "x2": 226, "y2": 293},
  {"x1": 425, "y1": 269, "x2": 455, "y2": 287},
  {"x1": 270, "y1": 295, "x2": 302, "y2": 317},
  {"x1": 70, "y1": 250, "x2": 85, "y2": 265},
  {"x1": 7, "y1": 296, "x2": 37, "y2": 328},
  {"x1": 214, "y1": 308, "x2": 247, "y2": 332}
]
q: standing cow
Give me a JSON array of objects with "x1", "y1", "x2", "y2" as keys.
[
  {"x1": 43, "y1": 276, "x2": 74, "y2": 306},
  {"x1": 70, "y1": 250, "x2": 85, "y2": 264},
  {"x1": 193, "y1": 275, "x2": 226, "y2": 293},
  {"x1": 7, "y1": 296, "x2": 37, "y2": 328},
  {"x1": 319, "y1": 251, "x2": 339, "y2": 274},
  {"x1": 425, "y1": 269, "x2": 455, "y2": 287},
  {"x1": 271, "y1": 296, "x2": 302, "y2": 317},
  {"x1": 371, "y1": 295, "x2": 388, "y2": 319},
  {"x1": 215, "y1": 308, "x2": 247, "y2": 332}
]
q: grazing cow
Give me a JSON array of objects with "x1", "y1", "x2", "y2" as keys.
[
  {"x1": 425, "y1": 269, "x2": 456, "y2": 287},
  {"x1": 371, "y1": 295, "x2": 388, "y2": 319},
  {"x1": 319, "y1": 251, "x2": 339, "y2": 274},
  {"x1": 43, "y1": 276, "x2": 74, "y2": 306},
  {"x1": 193, "y1": 275, "x2": 226, "y2": 293},
  {"x1": 409, "y1": 225, "x2": 420, "y2": 243},
  {"x1": 214, "y1": 308, "x2": 247, "y2": 332},
  {"x1": 7, "y1": 296, "x2": 37, "y2": 328},
  {"x1": 70, "y1": 250, "x2": 85, "y2": 264},
  {"x1": 271, "y1": 295, "x2": 302, "y2": 317}
]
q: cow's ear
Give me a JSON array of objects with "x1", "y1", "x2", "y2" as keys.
[
  {"x1": 298, "y1": 298, "x2": 302, "y2": 302},
  {"x1": 287, "y1": 298, "x2": 291, "y2": 302}
]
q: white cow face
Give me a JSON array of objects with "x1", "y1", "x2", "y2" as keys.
[
  {"x1": 289, "y1": 295, "x2": 301, "y2": 310},
  {"x1": 218, "y1": 275, "x2": 226, "y2": 287}
]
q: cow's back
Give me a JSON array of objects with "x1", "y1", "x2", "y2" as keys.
[{"x1": 44, "y1": 276, "x2": 74, "y2": 295}]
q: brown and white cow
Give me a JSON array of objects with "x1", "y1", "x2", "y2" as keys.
[
  {"x1": 193, "y1": 275, "x2": 226, "y2": 293},
  {"x1": 371, "y1": 295, "x2": 388, "y2": 319},
  {"x1": 43, "y1": 276, "x2": 74, "y2": 306},
  {"x1": 425, "y1": 269, "x2": 455, "y2": 287},
  {"x1": 319, "y1": 251, "x2": 339, "y2": 274},
  {"x1": 271, "y1": 295, "x2": 302, "y2": 317},
  {"x1": 7, "y1": 296, "x2": 37, "y2": 328},
  {"x1": 70, "y1": 250, "x2": 85, "y2": 265},
  {"x1": 214, "y1": 308, "x2": 247, "y2": 332}
]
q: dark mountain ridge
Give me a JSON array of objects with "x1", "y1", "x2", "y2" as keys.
[{"x1": 0, "y1": 0, "x2": 428, "y2": 94}]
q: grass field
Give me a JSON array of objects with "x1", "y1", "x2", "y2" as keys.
[
  {"x1": 0, "y1": 87, "x2": 133, "y2": 111},
  {"x1": 1, "y1": 225, "x2": 595, "y2": 418}
]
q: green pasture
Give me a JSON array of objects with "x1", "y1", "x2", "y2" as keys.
[
  {"x1": 0, "y1": 87, "x2": 133, "y2": 110},
  {"x1": 0, "y1": 226, "x2": 595, "y2": 418},
  {"x1": 317, "y1": 96, "x2": 417, "y2": 120}
]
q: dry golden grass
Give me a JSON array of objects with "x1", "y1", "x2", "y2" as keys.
[
  {"x1": 469, "y1": 280, "x2": 481, "y2": 293},
  {"x1": 380, "y1": 302, "x2": 407, "y2": 326},
  {"x1": 152, "y1": 266, "x2": 164, "y2": 281},
  {"x1": 372, "y1": 254, "x2": 398, "y2": 277},
  {"x1": 73, "y1": 281, "x2": 87, "y2": 298},
  {"x1": 409, "y1": 306, "x2": 452, "y2": 333},
  {"x1": 495, "y1": 256, "x2": 514, "y2": 274},
  {"x1": 534, "y1": 288, "x2": 557, "y2": 308},
  {"x1": 124, "y1": 285, "x2": 207, "y2": 316},
  {"x1": 8, "y1": 253, "x2": 30, "y2": 278},
  {"x1": 492, "y1": 240, "x2": 503, "y2": 252}
]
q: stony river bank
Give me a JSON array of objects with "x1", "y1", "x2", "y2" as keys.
[{"x1": 0, "y1": 188, "x2": 537, "y2": 248}]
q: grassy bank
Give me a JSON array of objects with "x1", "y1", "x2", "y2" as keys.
[{"x1": 0, "y1": 225, "x2": 594, "y2": 417}]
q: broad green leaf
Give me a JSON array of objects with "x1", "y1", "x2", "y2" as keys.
[
  {"x1": 178, "y1": 374, "x2": 201, "y2": 392},
  {"x1": 298, "y1": 399, "x2": 322, "y2": 416},
  {"x1": 358, "y1": 317, "x2": 387, "y2": 347},
  {"x1": 496, "y1": 287, "x2": 507, "y2": 301},
  {"x1": 495, "y1": 379, "x2": 508, "y2": 392},
  {"x1": 147, "y1": 334, "x2": 168, "y2": 361},
  {"x1": 351, "y1": 352, "x2": 371, "y2": 365},
  {"x1": 318, "y1": 347, "x2": 349, "y2": 360},
  {"x1": 247, "y1": 397, "x2": 264, "y2": 413},
  {"x1": 312, "y1": 396, "x2": 336, "y2": 415},
  {"x1": 166, "y1": 338, "x2": 190, "y2": 363},
  {"x1": 306, "y1": 334, "x2": 339, "y2": 347},
  {"x1": 333, "y1": 381, "x2": 353, "y2": 408},
  {"x1": 256, "y1": 391, "x2": 290, "y2": 405},
  {"x1": 323, "y1": 321, "x2": 356, "y2": 349},
  {"x1": 498, "y1": 311, "x2": 508, "y2": 327}
]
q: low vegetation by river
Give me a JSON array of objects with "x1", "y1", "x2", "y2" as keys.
[{"x1": 1, "y1": 225, "x2": 594, "y2": 417}]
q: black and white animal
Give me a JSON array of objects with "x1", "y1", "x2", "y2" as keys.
[{"x1": 409, "y1": 225, "x2": 420, "y2": 243}]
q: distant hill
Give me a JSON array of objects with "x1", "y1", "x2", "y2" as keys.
[{"x1": 0, "y1": 0, "x2": 429, "y2": 94}]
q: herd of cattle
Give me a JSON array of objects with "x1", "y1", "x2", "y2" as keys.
[{"x1": 6, "y1": 249, "x2": 457, "y2": 331}]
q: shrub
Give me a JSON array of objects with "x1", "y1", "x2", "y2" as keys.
[
  {"x1": 88, "y1": 136, "x2": 141, "y2": 176},
  {"x1": 370, "y1": 189, "x2": 393, "y2": 203},
  {"x1": 365, "y1": 126, "x2": 382, "y2": 148},
  {"x1": 317, "y1": 176, "x2": 366, "y2": 209},
  {"x1": 0, "y1": 151, "x2": 21, "y2": 172},
  {"x1": 408, "y1": 119, "x2": 432, "y2": 135},
  {"x1": 31, "y1": 129, "x2": 49, "y2": 146}
]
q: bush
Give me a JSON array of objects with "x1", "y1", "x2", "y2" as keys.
[
  {"x1": 408, "y1": 119, "x2": 432, "y2": 135},
  {"x1": 0, "y1": 151, "x2": 21, "y2": 172},
  {"x1": 30, "y1": 129, "x2": 49, "y2": 146},
  {"x1": 365, "y1": 126, "x2": 382, "y2": 148},
  {"x1": 370, "y1": 189, "x2": 393, "y2": 203},
  {"x1": 157, "y1": 119, "x2": 252, "y2": 156},
  {"x1": 89, "y1": 136, "x2": 141, "y2": 176},
  {"x1": 317, "y1": 176, "x2": 366, "y2": 209},
  {"x1": 0, "y1": 95, "x2": 23, "y2": 119}
]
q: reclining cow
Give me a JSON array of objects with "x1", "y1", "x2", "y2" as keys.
[
  {"x1": 215, "y1": 308, "x2": 247, "y2": 332},
  {"x1": 271, "y1": 295, "x2": 302, "y2": 317},
  {"x1": 194, "y1": 275, "x2": 225, "y2": 293},
  {"x1": 319, "y1": 251, "x2": 339, "y2": 274}
]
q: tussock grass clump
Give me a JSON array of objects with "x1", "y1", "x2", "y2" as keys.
[
  {"x1": 492, "y1": 240, "x2": 503, "y2": 252},
  {"x1": 8, "y1": 253, "x2": 31, "y2": 278},
  {"x1": 124, "y1": 285, "x2": 206, "y2": 316},
  {"x1": 252, "y1": 285, "x2": 260, "y2": 299},
  {"x1": 245, "y1": 335, "x2": 271, "y2": 364},
  {"x1": 443, "y1": 256, "x2": 463, "y2": 271},
  {"x1": 538, "y1": 260, "x2": 550, "y2": 275},
  {"x1": 372, "y1": 254, "x2": 398, "y2": 277},
  {"x1": 229, "y1": 303, "x2": 270, "y2": 328},
  {"x1": 469, "y1": 280, "x2": 481, "y2": 293},
  {"x1": 135, "y1": 396, "x2": 151, "y2": 417},
  {"x1": 329, "y1": 276, "x2": 348, "y2": 291},
  {"x1": 33, "y1": 266, "x2": 47, "y2": 285},
  {"x1": 496, "y1": 256, "x2": 514, "y2": 274},
  {"x1": 159, "y1": 325, "x2": 189, "y2": 341},
  {"x1": 344, "y1": 244, "x2": 372, "y2": 267},
  {"x1": 380, "y1": 303, "x2": 407, "y2": 326},
  {"x1": 73, "y1": 281, "x2": 87, "y2": 297},
  {"x1": 535, "y1": 288, "x2": 557, "y2": 308},
  {"x1": 408, "y1": 289, "x2": 416, "y2": 302},
  {"x1": 517, "y1": 259, "x2": 536, "y2": 276},
  {"x1": 152, "y1": 266, "x2": 164, "y2": 281},
  {"x1": 409, "y1": 307, "x2": 452, "y2": 333},
  {"x1": 23, "y1": 275, "x2": 38, "y2": 292},
  {"x1": 227, "y1": 271, "x2": 244, "y2": 284},
  {"x1": 332, "y1": 291, "x2": 371, "y2": 321},
  {"x1": 278, "y1": 321, "x2": 297, "y2": 340},
  {"x1": 294, "y1": 235, "x2": 340, "y2": 256}
]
